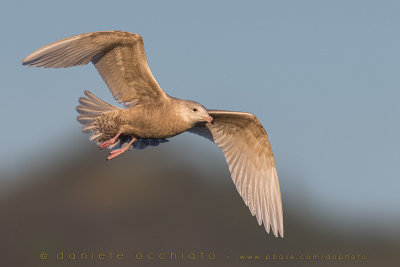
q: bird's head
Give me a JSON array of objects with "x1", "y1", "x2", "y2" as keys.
[{"x1": 179, "y1": 100, "x2": 213, "y2": 125}]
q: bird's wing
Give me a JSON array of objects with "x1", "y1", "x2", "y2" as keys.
[
  {"x1": 188, "y1": 110, "x2": 284, "y2": 237},
  {"x1": 22, "y1": 31, "x2": 167, "y2": 106}
]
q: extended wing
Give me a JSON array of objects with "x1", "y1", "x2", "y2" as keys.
[
  {"x1": 188, "y1": 110, "x2": 284, "y2": 237},
  {"x1": 22, "y1": 31, "x2": 167, "y2": 106}
]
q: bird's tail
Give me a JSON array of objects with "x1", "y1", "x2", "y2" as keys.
[{"x1": 76, "y1": 90, "x2": 121, "y2": 144}]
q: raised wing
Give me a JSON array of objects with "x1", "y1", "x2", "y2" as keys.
[
  {"x1": 188, "y1": 110, "x2": 284, "y2": 237},
  {"x1": 22, "y1": 31, "x2": 167, "y2": 106}
]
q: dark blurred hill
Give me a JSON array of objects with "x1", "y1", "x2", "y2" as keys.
[{"x1": 0, "y1": 138, "x2": 398, "y2": 267}]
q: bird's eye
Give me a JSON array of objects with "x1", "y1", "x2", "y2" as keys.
[{"x1": 192, "y1": 108, "x2": 198, "y2": 112}]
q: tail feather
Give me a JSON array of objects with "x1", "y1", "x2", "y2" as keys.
[{"x1": 76, "y1": 90, "x2": 120, "y2": 142}]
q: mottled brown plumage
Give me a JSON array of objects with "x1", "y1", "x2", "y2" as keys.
[{"x1": 22, "y1": 31, "x2": 284, "y2": 237}]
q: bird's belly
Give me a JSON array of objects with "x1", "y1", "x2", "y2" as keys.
[{"x1": 122, "y1": 120, "x2": 186, "y2": 139}]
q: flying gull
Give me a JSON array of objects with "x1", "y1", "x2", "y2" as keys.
[{"x1": 22, "y1": 31, "x2": 284, "y2": 237}]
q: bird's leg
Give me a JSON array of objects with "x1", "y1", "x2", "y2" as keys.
[
  {"x1": 100, "y1": 129, "x2": 122, "y2": 149},
  {"x1": 106, "y1": 137, "x2": 137, "y2": 160}
]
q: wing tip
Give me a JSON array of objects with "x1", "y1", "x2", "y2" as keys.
[
  {"x1": 21, "y1": 57, "x2": 33, "y2": 66},
  {"x1": 268, "y1": 226, "x2": 284, "y2": 238},
  {"x1": 279, "y1": 228, "x2": 284, "y2": 238}
]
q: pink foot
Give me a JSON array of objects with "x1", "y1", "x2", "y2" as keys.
[
  {"x1": 107, "y1": 148, "x2": 126, "y2": 160},
  {"x1": 100, "y1": 139, "x2": 115, "y2": 149},
  {"x1": 106, "y1": 138, "x2": 137, "y2": 160},
  {"x1": 100, "y1": 130, "x2": 122, "y2": 149}
]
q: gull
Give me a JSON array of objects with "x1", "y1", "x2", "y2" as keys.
[{"x1": 22, "y1": 31, "x2": 284, "y2": 237}]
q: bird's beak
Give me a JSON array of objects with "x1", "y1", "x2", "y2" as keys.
[{"x1": 202, "y1": 115, "x2": 213, "y2": 123}]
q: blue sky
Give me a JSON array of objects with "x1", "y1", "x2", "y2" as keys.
[{"x1": 1, "y1": 0, "x2": 399, "y2": 234}]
